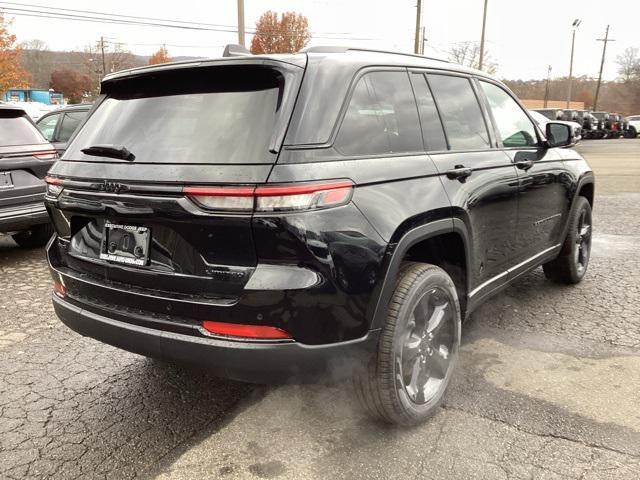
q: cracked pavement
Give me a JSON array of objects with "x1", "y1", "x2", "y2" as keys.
[{"x1": 1, "y1": 139, "x2": 639, "y2": 479}]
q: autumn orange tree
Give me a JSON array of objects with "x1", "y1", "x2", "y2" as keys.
[
  {"x1": 148, "y1": 46, "x2": 171, "y2": 65},
  {"x1": 50, "y1": 69, "x2": 93, "y2": 103},
  {"x1": 0, "y1": 14, "x2": 30, "y2": 94},
  {"x1": 250, "y1": 11, "x2": 310, "y2": 54}
]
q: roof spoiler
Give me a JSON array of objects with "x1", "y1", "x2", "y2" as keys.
[{"x1": 222, "y1": 44, "x2": 252, "y2": 57}]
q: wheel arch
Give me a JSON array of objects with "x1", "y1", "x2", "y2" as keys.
[
  {"x1": 578, "y1": 180, "x2": 594, "y2": 207},
  {"x1": 369, "y1": 219, "x2": 471, "y2": 330},
  {"x1": 557, "y1": 173, "x2": 594, "y2": 250}
]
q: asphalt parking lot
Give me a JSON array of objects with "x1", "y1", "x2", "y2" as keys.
[{"x1": 1, "y1": 138, "x2": 639, "y2": 480}]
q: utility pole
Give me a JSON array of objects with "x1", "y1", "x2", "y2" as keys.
[
  {"x1": 593, "y1": 25, "x2": 615, "y2": 111},
  {"x1": 100, "y1": 36, "x2": 106, "y2": 78},
  {"x1": 237, "y1": 0, "x2": 245, "y2": 47},
  {"x1": 421, "y1": 26, "x2": 426, "y2": 55},
  {"x1": 544, "y1": 65, "x2": 552, "y2": 108},
  {"x1": 566, "y1": 19, "x2": 581, "y2": 108},
  {"x1": 414, "y1": 0, "x2": 422, "y2": 54},
  {"x1": 478, "y1": 0, "x2": 489, "y2": 70}
]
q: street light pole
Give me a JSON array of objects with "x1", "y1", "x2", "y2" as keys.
[
  {"x1": 414, "y1": 0, "x2": 422, "y2": 54},
  {"x1": 544, "y1": 65, "x2": 552, "y2": 108},
  {"x1": 566, "y1": 19, "x2": 581, "y2": 109},
  {"x1": 478, "y1": 0, "x2": 489, "y2": 70},
  {"x1": 237, "y1": 0, "x2": 245, "y2": 47},
  {"x1": 100, "y1": 36, "x2": 106, "y2": 79}
]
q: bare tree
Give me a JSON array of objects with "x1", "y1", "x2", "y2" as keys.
[
  {"x1": 449, "y1": 41, "x2": 497, "y2": 74},
  {"x1": 616, "y1": 47, "x2": 640, "y2": 82},
  {"x1": 109, "y1": 44, "x2": 137, "y2": 73}
]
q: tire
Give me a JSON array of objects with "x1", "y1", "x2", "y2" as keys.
[
  {"x1": 12, "y1": 223, "x2": 54, "y2": 249},
  {"x1": 543, "y1": 196, "x2": 592, "y2": 284},
  {"x1": 354, "y1": 262, "x2": 461, "y2": 426}
]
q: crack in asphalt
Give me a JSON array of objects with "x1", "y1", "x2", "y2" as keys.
[{"x1": 440, "y1": 403, "x2": 640, "y2": 461}]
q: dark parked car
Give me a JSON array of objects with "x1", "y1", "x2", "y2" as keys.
[
  {"x1": 36, "y1": 104, "x2": 91, "y2": 155},
  {"x1": 592, "y1": 111, "x2": 612, "y2": 138},
  {"x1": 45, "y1": 46, "x2": 594, "y2": 425},
  {"x1": 0, "y1": 105, "x2": 58, "y2": 247},
  {"x1": 575, "y1": 110, "x2": 599, "y2": 139}
]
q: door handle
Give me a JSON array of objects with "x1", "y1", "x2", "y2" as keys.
[
  {"x1": 515, "y1": 159, "x2": 534, "y2": 170},
  {"x1": 446, "y1": 166, "x2": 473, "y2": 181}
]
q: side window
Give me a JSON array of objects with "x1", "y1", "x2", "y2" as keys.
[
  {"x1": 336, "y1": 71, "x2": 422, "y2": 156},
  {"x1": 36, "y1": 113, "x2": 60, "y2": 141},
  {"x1": 410, "y1": 73, "x2": 447, "y2": 151},
  {"x1": 58, "y1": 111, "x2": 87, "y2": 142},
  {"x1": 480, "y1": 82, "x2": 538, "y2": 148},
  {"x1": 427, "y1": 74, "x2": 490, "y2": 150}
]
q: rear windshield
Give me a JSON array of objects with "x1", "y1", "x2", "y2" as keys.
[
  {"x1": 0, "y1": 111, "x2": 47, "y2": 146},
  {"x1": 66, "y1": 66, "x2": 286, "y2": 164}
]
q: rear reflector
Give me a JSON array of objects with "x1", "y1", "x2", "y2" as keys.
[
  {"x1": 183, "y1": 180, "x2": 354, "y2": 213},
  {"x1": 34, "y1": 150, "x2": 58, "y2": 160},
  {"x1": 201, "y1": 320, "x2": 291, "y2": 340},
  {"x1": 53, "y1": 281, "x2": 66, "y2": 298}
]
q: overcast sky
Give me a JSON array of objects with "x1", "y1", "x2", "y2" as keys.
[{"x1": 3, "y1": 0, "x2": 637, "y2": 80}]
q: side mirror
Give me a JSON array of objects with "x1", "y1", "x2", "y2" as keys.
[{"x1": 546, "y1": 122, "x2": 575, "y2": 148}]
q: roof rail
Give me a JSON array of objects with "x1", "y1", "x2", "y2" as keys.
[
  {"x1": 222, "y1": 44, "x2": 252, "y2": 57},
  {"x1": 300, "y1": 45, "x2": 448, "y2": 63}
]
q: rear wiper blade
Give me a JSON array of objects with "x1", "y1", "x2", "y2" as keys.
[{"x1": 81, "y1": 144, "x2": 135, "y2": 161}]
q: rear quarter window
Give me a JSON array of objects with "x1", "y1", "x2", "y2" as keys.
[{"x1": 335, "y1": 71, "x2": 423, "y2": 157}]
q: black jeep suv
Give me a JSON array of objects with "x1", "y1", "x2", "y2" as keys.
[
  {"x1": 1, "y1": 105, "x2": 58, "y2": 247},
  {"x1": 45, "y1": 47, "x2": 594, "y2": 425}
]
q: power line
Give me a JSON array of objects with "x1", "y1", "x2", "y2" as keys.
[
  {"x1": 0, "y1": 1, "x2": 380, "y2": 40},
  {"x1": 113, "y1": 41, "x2": 227, "y2": 49},
  {"x1": 0, "y1": 6, "x2": 238, "y2": 32},
  {"x1": 0, "y1": 0, "x2": 239, "y2": 28}
]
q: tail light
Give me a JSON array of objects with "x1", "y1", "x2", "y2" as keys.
[
  {"x1": 184, "y1": 180, "x2": 354, "y2": 213},
  {"x1": 254, "y1": 181, "x2": 354, "y2": 212},
  {"x1": 201, "y1": 320, "x2": 291, "y2": 340},
  {"x1": 183, "y1": 186, "x2": 255, "y2": 212},
  {"x1": 34, "y1": 149, "x2": 58, "y2": 160},
  {"x1": 45, "y1": 176, "x2": 64, "y2": 197}
]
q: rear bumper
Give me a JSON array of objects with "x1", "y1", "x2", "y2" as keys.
[
  {"x1": 0, "y1": 202, "x2": 49, "y2": 233},
  {"x1": 52, "y1": 294, "x2": 379, "y2": 383}
]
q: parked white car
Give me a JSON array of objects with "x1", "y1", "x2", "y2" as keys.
[
  {"x1": 4, "y1": 101, "x2": 60, "y2": 120},
  {"x1": 627, "y1": 115, "x2": 640, "y2": 137},
  {"x1": 529, "y1": 110, "x2": 582, "y2": 142}
]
